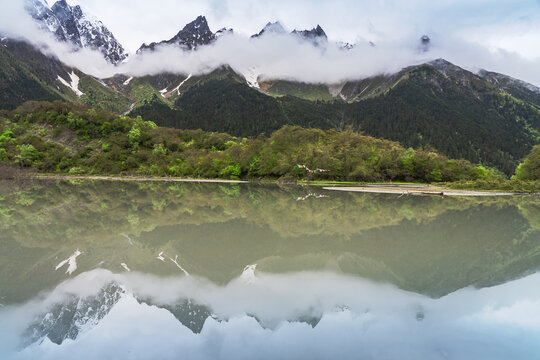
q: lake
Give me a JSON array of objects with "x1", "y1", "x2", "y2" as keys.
[{"x1": 0, "y1": 180, "x2": 539, "y2": 359}]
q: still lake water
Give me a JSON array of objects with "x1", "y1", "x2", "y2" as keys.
[{"x1": 0, "y1": 180, "x2": 539, "y2": 359}]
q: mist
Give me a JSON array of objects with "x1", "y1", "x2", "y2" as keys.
[{"x1": 2, "y1": 0, "x2": 540, "y2": 87}]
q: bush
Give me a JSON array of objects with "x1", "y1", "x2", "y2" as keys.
[
  {"x1": 15, "y1": 144, "x2": 41, "y2": 167},
  {"x1": 513, "y1": 145, "x2": 540, "y2": 180}
]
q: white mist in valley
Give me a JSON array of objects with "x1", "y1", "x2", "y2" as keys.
[{"x1": 1, "y1": 269, "x2": 540, "y2": 360}]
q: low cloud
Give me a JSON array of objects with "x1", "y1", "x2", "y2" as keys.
[{"x1": 2, "y1": 0, "x2": 540, "y2": 87}]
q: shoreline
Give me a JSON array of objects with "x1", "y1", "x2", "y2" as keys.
[
  {"x1": 29, "y1": 174, "x2": 249, "y2": 184},
  {"x1": 1, "y1": 174, "x2": 538, "y2": 196},
  {"x1": 322, "y1": 185, "x2": 535, "y2": 197}
]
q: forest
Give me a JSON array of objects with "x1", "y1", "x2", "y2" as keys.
[{"x1": 2, "y1": 101, "x2": 532, "y2": 185}]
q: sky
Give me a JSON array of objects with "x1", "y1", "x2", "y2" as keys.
[
  {"x1": 2, "y1": 0, "x2": 540, "y2": 85},
  {"x1": 69, "y1": 0, "x2": 540, "y2": 58}
]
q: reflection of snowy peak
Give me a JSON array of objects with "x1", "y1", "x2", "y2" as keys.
[
  {"x1": 25, "y1": 0, "x2": 127, "y2": 64},
  {"x1": 24, "y1": 283, "x2": 124, "y2": 345},
  {"x1": 159, "y1": 300, "x2": 214, "y2": 334}
]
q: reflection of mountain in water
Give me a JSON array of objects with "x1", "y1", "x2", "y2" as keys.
[
  {"x1": 1, "y1": 180, "x2": 539, "y2": 305},
  {"x1": 23, "y1": 283, "x2": 123, "y2": 346},
  {"x1": 22, "y1": 276, "x2": 329, "y2": 346},
  {"x1": 150, "y1": 300, "x2": 213, "y2": 334},
  {"x1": 4, "y1": 270, "x2": 539, "y2": 360}
]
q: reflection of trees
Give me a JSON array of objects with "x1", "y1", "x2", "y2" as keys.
[
  {"x1": 0, "y1": 180, "x2": 539, "y2": 303},
  {"x1": 2, "y1": 180, "x2": 535, "y2": 246}
]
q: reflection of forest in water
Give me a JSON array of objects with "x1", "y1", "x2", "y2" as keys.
[{"x1": 0, "y1": 180, "x2": 539, "y2": 303}]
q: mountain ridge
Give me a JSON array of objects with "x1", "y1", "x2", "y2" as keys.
[
  {"x1": 25, "y1": 0, "x2": 127, "y2": 64},
  {"x1": 2, "y1": 35, "x2": 540, "y2": 175}
]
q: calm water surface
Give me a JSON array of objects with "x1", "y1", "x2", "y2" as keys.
[{"x1": 0, "y1": 180, "x2": 539, "y2": 359}]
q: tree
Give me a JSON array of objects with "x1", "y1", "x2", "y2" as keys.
[{"x1": 513, "y1": 145, "x2": 540, "y2": 180}]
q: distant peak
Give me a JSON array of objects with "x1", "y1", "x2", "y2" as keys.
[
  {"x1": 192, "y1": 15, "x2": 208, "y2": 25},
  {"x1": 252, "y1": 21, "x2": 286, "y2": 38},
  {"x1": 52, "y1": 0, "x2": 69, "y2": 8},
  {"x1": 182, "y1": 15, "x2": 211, "y2": 32},
  {"x1": 419, "y1": 34, "x2": 431, "y2": 52},
  {"x1": 291, "y1": 25, "x2": 328, "y2": 44}
]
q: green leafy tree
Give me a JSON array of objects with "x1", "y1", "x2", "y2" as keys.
[
  {"x1": 513, "y1": 145, "x2": 540, "y2": 180},
  {"x1": 15, "y1": 144, "x2": 41, "y2": 167}
]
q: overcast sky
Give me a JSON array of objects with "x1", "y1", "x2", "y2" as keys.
[{"x1": 68, "y1": 0, "x2": 540, "y2": 58}]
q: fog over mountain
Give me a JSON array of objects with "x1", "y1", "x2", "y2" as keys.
[{"x1": 1, "y1": 0, "x2": 540, "y2": 86}]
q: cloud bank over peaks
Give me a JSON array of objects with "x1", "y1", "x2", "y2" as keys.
[{"x1": 2, "y1": 0, "x2": 540, "y2": 87}]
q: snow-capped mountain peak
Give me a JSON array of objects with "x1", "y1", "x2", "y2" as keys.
[
  {"x1": 251, "y1": 21, "x2": 286, "y2": 38},
  {"x1": 25, "y1": 0, "x2": 127, "y2": 64},
  {"x1": 291, "y1": 25, "x2": 328, "y2": 45},
  {"x1": 138, "y1": 15, "x2": 217, "y2": 53}
]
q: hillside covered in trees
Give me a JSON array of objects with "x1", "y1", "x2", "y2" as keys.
[
  {"x1": 131, "y1": 64, "x2": 540, "y2": 176},
  {"x1": 2, "y1": 38, "x2": 540, "y2": 176},
  {"x1": 0, "y1": 101, "x2": 513, "y2": 183}
]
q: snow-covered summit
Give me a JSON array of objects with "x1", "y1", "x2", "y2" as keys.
[
  {"x1": 24, "y1": 0, "x2": 127, "y2": 64},
  {"x1": 138, "y1": 15, "x2": 217, "y2": 53},
  {"x1": 292, "y1": 25, "x2": 328, "y2": 45},
  {"x1": 251, "y1": 21, "x2": 287, "y2": 38}
]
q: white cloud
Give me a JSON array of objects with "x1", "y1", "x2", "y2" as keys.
[{"x1": 1, "y1": 0, "x2": 540, "y2": 86}]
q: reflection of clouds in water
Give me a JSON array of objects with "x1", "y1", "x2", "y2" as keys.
[{"x1": 1, "y1": 270, "x2": 539, "y2": 359}]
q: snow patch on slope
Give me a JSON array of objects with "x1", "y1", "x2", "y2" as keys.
[
  {"x1": 243, "y1": 67, "x2": 260, "y2": 88},
  {"x1": 123, "y1": 76, "x2": 133, "y2": 86},
  {"x1": 171, "y1": 74, "x2": 192, "y2": 95},
  {"x1": 55, "y1": 250, "x2": 82, "y2": 275},
  {"x1": 58, "y1": 71, "x2": 84, "y2": 97}
]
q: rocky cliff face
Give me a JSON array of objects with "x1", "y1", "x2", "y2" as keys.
[
  {"x1": 137, "y1": 16, "x2": 217, "y2": 53},
  {"x1": 25, "y1": 0, "x2": 127, "y2": 64}
]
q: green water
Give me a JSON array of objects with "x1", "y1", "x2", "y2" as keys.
[{"x1": 1, "y1": 180, "x2": 539, "y2": 304}]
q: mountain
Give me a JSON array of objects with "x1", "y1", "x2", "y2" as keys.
[
  {"x1": 24, "y1": 283, "x2": 124, "y2": 345},
  {"x1": 137, "y1": 16, "x2": 217, "y2": 53},
  {"x1": 25, "y1": 0, "x2": 127, "y2": 64},
  {"x1": 291, "y1": 25, "x2": 328, "y2": 44},
  {"x1": 2, "y1": 32, "x2": 540, "y2": 175},
  {"x1": 251, "y1": 21, "x2": 287, "y2": 38},
  {"x1": 215, "y1": 27, "x2": 234, "y2": 39},
  {"x1": 131, "y1": 60, "x2": 540, "y2": 175},
  {"x1": 0, "y1": 38, "x2": 131, "y2": 112},
  {"x1": 478, "y1": 69, "x2": 540, "y2": 107}
]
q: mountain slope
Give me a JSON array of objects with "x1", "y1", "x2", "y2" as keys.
[
  {"x1": 131, "y1": 61, "x2": 540, "y2": 175},
  {"x1": 0, "y1": 38, "x2": 131, "y2": 112},
  {"x1": 2, "y1": 35, "x2": 540, "y2": 175}
]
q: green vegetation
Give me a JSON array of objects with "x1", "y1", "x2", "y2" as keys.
[
  {"x1": 0, "y1": 101, "x2": 507, "y2": 183},
  {"x1": 0, "y1": 41, "x2": 64, "y2": 109},
  {"x1": 513, "y1": 145, "x2": 540, "y2": 181},
  {"x1": 260, "y1": 79, "x2": 336, "y2": 101},
  {"x1": 131, "y1": 65, "x2": 540, "y2": 176},
  {"x1": 77, "y1": 72, "x2": 132, "y2": 114},
  {"x1": 3, "y1": 40, "x2": 540, "y2": 176}
]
